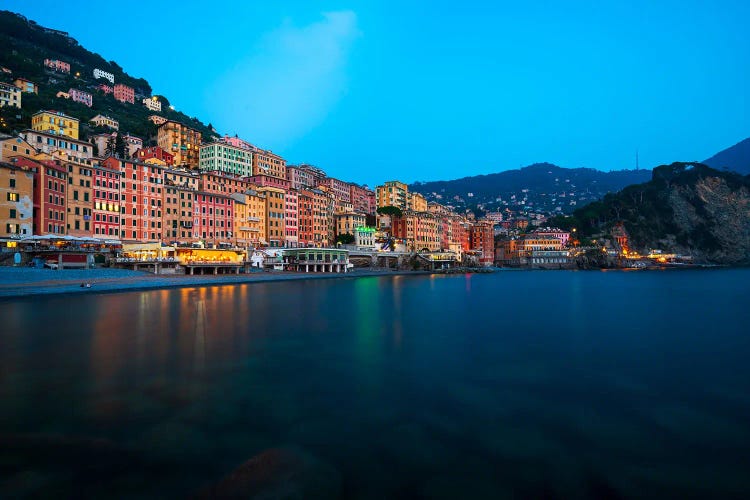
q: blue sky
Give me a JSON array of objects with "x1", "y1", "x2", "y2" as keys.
[{"x1": 5, "y1": 1, "x2": 749, "y2": 186}]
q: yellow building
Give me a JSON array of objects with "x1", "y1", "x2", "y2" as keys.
[
  {"x1": 252, "y1": 148, "x2": 287, "y2": 180},
  {"x1": 334, "y1": 212, "x2": 367, "y2": 239},
  {"x1": 519, "y1": 235, "x2": 563, "y2": 252},
  {"x1": 231, "y1": 189, "x2": 267, "y2": 247},
  {"x1": 0, "y1": 136, "x2": 37, "y2": 162},
  {"x1": 256, "y1": 186, "x2": 285, "y2": 247},
  {"x1": 157, "y1": 120, "x2": 202, "y2": 168},
  {"x1": 0, "y1": 161, "x2": 34, "y2": 237},
  {"x1": 410, "y1": 192, "x2": 428, "y2": 212},
  {"x1": 31, "y1": 110, "x2": 79, "y2": 139},
  {"x1": 376, "y1": 180, "x2": 409, "y2": 209}
]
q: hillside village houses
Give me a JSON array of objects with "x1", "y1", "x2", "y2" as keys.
[{"x1": 0, "y1": 55, "x2": 513, "y2": 267}]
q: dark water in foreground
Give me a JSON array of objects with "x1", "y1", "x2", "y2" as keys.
[{"x1": 1, "y1": 270, "x2": 749, "y2": 498}]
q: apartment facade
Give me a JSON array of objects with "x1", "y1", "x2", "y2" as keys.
[
  {"x1": 142, "y1": 97, "x2": 162, "y2": 112},
  {"x1": 157, "y1": 121, "x2": 202, "y2": 168},
  {"x1": 89, "y1": 114, "x2": 119, "y2": 130},
  {"x1": 199, "y1": 142, "x2": 253, "y2": 177},
  {"x1": 31, "y1": 110, "x2": 79, "y2": 139},
  {"x1": 0, "y1": 82, "x2": 21, "y2": 109},
  {"x1": 44, "y1": 59, "x2": 71, "y2": 73},
  {"x1": 93, "y1": 68, "x2": 114, "y2": 83},
  {"x1": 0, "y1": 161, "x2": 34, "y2": 237},
  {"x1": 92, "y1": 162, "x2": 121, "y2": 238},
  {"x1": 113, "y1": 84, "x2": 134, "y2": 104},
  {"x1": 64, "y1": 160, "x2": 94, "y2": 237},
  {"x1": 257, "y1": 186, "x2": 285, "y2": 247},
  {"x1": 22, "y1": 129, "x2": 92, "y2": 161},
  {"x1": 105, "y1": 157, "x2": 165, "y2": 242},
  {"x1": 252, "y1": 148, "x2": 286, "y2": 179},
  {"x1": 68, "y1": 88, "x2": 92, "y2": 107}
]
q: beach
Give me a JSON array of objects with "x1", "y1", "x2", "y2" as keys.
[{"x1": 0, "y1": 267, "x2": 431, "y2": 299}]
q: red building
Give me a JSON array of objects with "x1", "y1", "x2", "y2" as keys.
[
  {"x1": 93, "y1": 162, "x2": 121, "y2": 238},
  {"x1": 12, "y1": 157, "x2": 68, "y2": 235},
  {"x1": 113, "y1": 84, "x2": 134, "y2": 104},
  {"x1": 470, "y1": 221, "x2": 495, "y2": 265},
  {"x1": 136, "y1": 146, "x2": 174, "y2": 166},
  {"x1": 193, "y1": 192, "x2": 234, "y2": 245},
  {"x1": 104, "y1": 157, "x2": 164, "y2": 242}
]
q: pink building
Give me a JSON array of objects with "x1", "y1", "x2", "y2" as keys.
[
  {"x1": 350, "y1": 183, "x2": 376, "y2": 215},
  {"x1": 113, "y1": 84, "x2": 134, "y2": 104},
  {"x1": 247, "y1": 174, "x2": 290, "y2": 190},
  {"x1": 68, "y1": 88, "x2": 92, "y2": 107},
  {"x1": 44, "y1": 59, "x2": 70, "y2": 74},
  {"x1": 193, "y1": 192, "x2": 234, "y2": 245},
  {"x1": 98, "y1": 84, "x2": 113, "y2": 95},
  {"x1": 284, "y1": 188, "x2": 299, "y2": 247},
  {"x1": 325, "y1": 177, "x2": 351, "y2": 204},
  {"x1": 220, "y1": 134, "x2": 253, "y2": 151},
  {"x1": 533, "y1": 228, "x2": 571, "y2": 247},
  {"x1": 92, "y1": 162, "x2": 121, "y2": 238}
]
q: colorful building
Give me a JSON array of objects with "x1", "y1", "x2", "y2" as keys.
[
  {"x1": 92, "y1": 162, "x2": 121, "y2": 238},
  {"x1": 252, "y1": 148, "x2": 286, "y2": 179},
  {"x1": 142, "y1": 96, "x2": 162, "y2": 112},
  {"x1": 68, "y1": 88, "x2": 92, "y2": 107},
  {"x1": 349, "y1": 183, "x2": 376, "y2": 215},
  {"x1": 44, "y1": 59, "x2": 70, "y2": 74},
  {"x1": 334, "y1": 212, "x2": 366, "y2": 239},
  {"x1": 0, "y1": 82, "x2": 21, "y2": 109},
  {"x1": 376, "y1": 180, "x2": 409, "y2": 210},
  {"x1": 137, "y1": 146, "x2": 174, "y2": 166},
  {"x1": 113, "y1": 84, "x2": 134, "y2": 104},
  {"x1": 97, "y1": 84, "x2": 113, "y2": 95},
  {"x1": 470, "y1": 220, "x2": 496, "y2": 265},
  {"x1": 230, "y1": 189, "x2": 267, "y2": 247},
  {"x1": 157, "y1": 120, "x2": 202, "y2": 168},
  {"x1": 199, "y1": 142, "x2": 253, "y2": 177},
  {"x1": 105, "y1": 157, "x2": 165, "y2": 242},
  {"x1": 64, "y1": 160, "x2": 94, "y2": 237},
  {"x1": 13, "y1": 78, "x2": 37, "y2": 94},
  {"x1": 22, "y1": 129, "x2": 92, "y2": 160},
  {"x1": 0, "y1": 160, "x2": 34, "y2": 237},
  {"x1": 193, "y1": 192, "x2": 234, "y2": 246},
  {"x1": 31, "y1": 110, "x2": 79, "y2": 139},
  {"x1": 257, "y1": 186, "x2": 285, "y2": 247},
  {"x1": 89, "y1": 114, "x2": 119, "y2": 130},
  {"x1": 284, "y1": 188, "x2": 299, "y2": 247},
  {"x1": 122, "y1": 134, "x2": 143, "y2": 158}
]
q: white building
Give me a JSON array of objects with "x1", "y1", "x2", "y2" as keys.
[
  {"x1": 198, "y1": 142, "x2": 253, "y2": 177},
  {"x1": 93, "y1": 68, "x2": 114, "y2": 84},
  {"x1": 354, "y1": 226, "x2": 377, "y2": 249},
  {"x1": 89, "y1": 114, "x2": 119, "y2": 130},
  {"x1": 142, "y1": 97, "x2": 162, "y2": 112}
]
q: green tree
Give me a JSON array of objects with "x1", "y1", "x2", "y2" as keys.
[
  {"x1": 336, "y1": 233, "x2": 355, "y2": 244},
  {"x1": 377, "y1": 206, "x2": 403, "y2": 218},
  {"x1": 114, "y1": 133, "x2": 127, "y2": 158}
]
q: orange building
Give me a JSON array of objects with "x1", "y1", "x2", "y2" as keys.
[
  {"x1": 64, "y1": 159, "x2": 94, "y2": 237},
  {"x1": 470, "y1": 220, "x2": 495, "y2": 266},
  {"x1": 157, "y1": 120, "x2": 202, "y2": 168},
  {"x1": 252, "y1": 148, "x2": 286, "y2": 179},
  {"x1": 0, "y1": 160, "x2": 34, "y2": 237},
  {"x1": 105, "y1": 157, "x2": 165, "y2": 242}
]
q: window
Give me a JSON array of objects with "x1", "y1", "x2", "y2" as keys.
[
  {"x1": 7, "y1": 193, "x2": 19, "y2": 202},
  {"x1": 9, "y1": 178, "x2": 15, "y2": 188}
]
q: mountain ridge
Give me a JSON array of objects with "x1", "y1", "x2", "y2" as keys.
[{"x1": 703, "y1": 137, "x2": 750, "y2": 175}]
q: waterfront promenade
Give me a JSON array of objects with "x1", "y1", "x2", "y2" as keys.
[{"x1": 0, "y1": 267, "x2": 430, "y2": 299}]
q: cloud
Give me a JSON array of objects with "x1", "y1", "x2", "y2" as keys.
[{"x1": 208, "y1": 11, "x2": 360, "y2": 148}]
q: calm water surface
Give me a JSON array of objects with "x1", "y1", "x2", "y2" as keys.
[{"x1": 1, "y1": 270, "x2": 749, "y2": 498}]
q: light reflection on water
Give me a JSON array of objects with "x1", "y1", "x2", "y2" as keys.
[{"x1": 0, "y1": 270, "x2": 749, "y2": 498}]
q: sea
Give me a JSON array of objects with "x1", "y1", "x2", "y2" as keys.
[{"x1": 1, "y1": 269, "x2": 749, "y2": 498}]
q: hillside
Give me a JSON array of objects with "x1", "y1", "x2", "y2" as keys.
[
  {"x1": 410, "y1": 163, "x2": 651, "y2": 215},
  {"x1": 550, "y1": 163, "x2": 750, "y2": 264},
  {"x1": 0, "y1": 10, "x2": 216, "y2": 143},
  {"x1": 703, "y1": 137, "x2": 750, "y2": 175}
]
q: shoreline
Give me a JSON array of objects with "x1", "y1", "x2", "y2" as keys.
[
  {"x1": 0, "y1": 268, "x2": 439, "y2": 300},
  {"x1": 0, "y1": 264, "x2": 738, "y2": 300}
]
